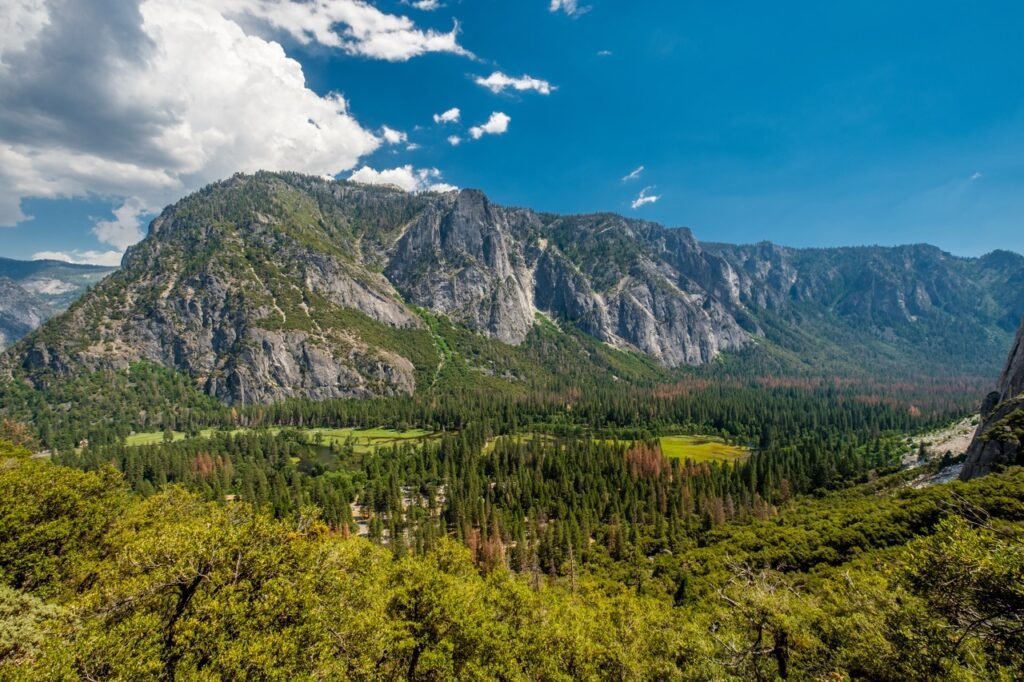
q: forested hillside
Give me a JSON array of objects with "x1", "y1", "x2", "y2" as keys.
[
  {"x1": 2, "y1": 173, "x2": 1022, "y2": 680},
  {"x1": 2, "y1": 436, "x2": 1022, "y2": 680}
]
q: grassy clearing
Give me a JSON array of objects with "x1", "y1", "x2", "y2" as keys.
[
  {"x1": 304, "y1": 427, "x2": 436, "y2": 454},
  {"x1": 482, "y1": 432, "x2": 558, "y2": 453},
  {"x1": 658, "y1": 435, "x2": 749, "y2": 463},
  {"x1": 482, "y1": 432, "x2": 748, "y2": 465},
  {"x1": 123, "y1": 426, "x2": 437, "y2": 453},
  {"x1": 124, "y1": 428, "x2": 243, "y2": 446}
]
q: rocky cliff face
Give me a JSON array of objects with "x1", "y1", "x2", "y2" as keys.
[
  {"x1": 3, "y1": 172, "x2": 1023, "y2": 405},
  {"x1": 961, "y1": 319, "x2": 1024, "y2": 480},
  {"x1": 383, "y1": 189, "x2": 751, "y2": 364}
]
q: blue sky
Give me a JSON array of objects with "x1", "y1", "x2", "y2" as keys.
[{"x1": 2, "y1": 0, "x2": 1023, "y2": 263}]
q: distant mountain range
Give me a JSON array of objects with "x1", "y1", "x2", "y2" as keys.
[
  {"x1": 0, "y1": 258, "x2": 116, "y2": 349},
  {"x1": 2, "y1": 172, "x2": 1022, "y2": 404}
]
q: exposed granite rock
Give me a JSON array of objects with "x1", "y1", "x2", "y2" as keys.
[
  {"x1": 961, "y1": 319, "x2": 1024, "y2": 480},
  {"x1": 386, "y1": 190, "x2": 537, "y2": 344},
  {"x1": 999, "y1": 320, "x2": 1024, "y2": 402}
]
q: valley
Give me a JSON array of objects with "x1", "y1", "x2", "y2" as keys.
[
  {"x1": 1, "y1": 176, "x2": 1022, "y2": 680},
  {"x1": 4, "y1": 3, "x2": 1024, "y2": 678}
]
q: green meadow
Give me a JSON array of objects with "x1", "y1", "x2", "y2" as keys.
[
  {"x1": 657, "y1": 435, "x2": 749, "y2": 463},
  {"x1": 123, "y1": 426, "x2": 437, "y2": 453}
]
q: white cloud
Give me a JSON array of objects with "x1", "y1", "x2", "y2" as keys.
[
  {"x1": 631, "y1": 186, "x2": 660, "y2": 209},
  {"x1": 381, "y1": 126, "x2": 408, "y2": 145},
  {"x1": 32, "y1": 249, "x2": 124, "y2": 267},
  {"x1": 597, "y1": 49, "x2": 612, "y2": 56},
  {"x1": 433, "y1": 107, "x2": 461, "y2": 124},
  {"x1": 622, "y1": 165, "x2": 644, "y2": 182},
  {"x1": 1, "y1": 0, "x2": 475, "y2": 253},
  {"x1": 402, "y1": 0, "x2": 441, "y2": 9},
  {"x1": 971, "y1": 171, "x2": 983, "y2": 181},
  {"x1": 211, "y1": 0, "x2": 473, "y2": 62},
  {"x1": 0, "y1": 142, "x2": 180, "y2": 227},
  {"x1": 92, "y1": 197, "x2": 148, "y2": 251},
  {"x1": 549, "y1": 0, "x2": 591, "y2": 17},
  {"x1": 348, "y1": 165, "x2": 456, "y2": 193},
  {"x1": 447, "y1": 135, "x2": 462, "y2": 146},
  {"x1": 469, "y1": 112, "x2": 511, "y2": 140},
  {"x1": 474, "y1": 71, "x2": 555, "y2": 95}
]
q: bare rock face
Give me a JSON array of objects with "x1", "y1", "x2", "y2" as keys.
[
  {"x1": 383, "y1": 189, "x2": 753, "y2": 364},
  {"x1": 386, "y1": 190, "x2": 537, "y2": 344},
  {"x1": 961, "y1": 319, "x2": 1024, "y2": 480},
  {"x1": 999, "y1": 320, "x2": 1024, "y2": 402}
]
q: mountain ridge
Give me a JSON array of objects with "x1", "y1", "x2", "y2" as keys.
[{"x1": 3, "y1": 171, "x2": 1022, "y2": 405}]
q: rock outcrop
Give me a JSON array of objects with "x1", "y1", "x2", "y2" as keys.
[{"x1": 961, "y1": 319, "x2": 1024, "y2": 480}]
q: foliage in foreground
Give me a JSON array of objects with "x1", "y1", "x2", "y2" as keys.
[{"x1": 1, "y1": 447, "x2": 1023, "y2": 680}]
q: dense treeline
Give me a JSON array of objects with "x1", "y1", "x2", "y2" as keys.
[
  {"x1": 0, "y1": 345, "x2": 988, "y2": 450},
  {"x1": 65, "y1": 398, "x2": 909, "y2": 585},
  {"x1": 62, "y1": 430, "x2": 362, "y2": 529},
  {"x1": 2, "y1": 442, "x2": 1022, "y2": 680}
]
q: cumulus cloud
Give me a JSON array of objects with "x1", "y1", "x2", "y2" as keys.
[
  {"x1": 447, "y1": 135, "x2": 462, "y2": 146},
  {"x1": 631, "y1": 186, "x2": 660, "y2": 209},
  {"x1": 381, "y1": 126, "x2": 408, "y2": 145},
  {"x1": 0, "y1": 0, "x2": 470, "y2": 254},
  {"x1": 433, "y1": 107, "x2": 461, "y2": 124},
  {"x1": 549, "y1": 0, "x2": 591, "y2": 17},
  {"x1": 402, "y1": 0, "x2": 441, "y2": 9},
  {"x1": 348, "y1": 165, "x2": 456, "y2": 193},
  {"x1": 469, "y1": 112, "x2": 511, "y2": 140},
  {"x1": 31, "y1": 249, "x2": 125, "y2": 267},
  {"x1": 622, "y1": 165, "x2": 644, "y2": 182},
  {"x1": 474, "y1": 72, "x2": 555, "y2": 95},
  {"x1": 211, "y1": 0, "x2": 473, "y2": 62},
  {"x1": 92, "y1": 197, "x2": 148, "y2": 251}
]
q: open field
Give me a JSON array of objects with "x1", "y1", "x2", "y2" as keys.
[
  {"x1": 123, "y1": 428, "x2": 237, "y2": 446},
  {"x1": 123, "y1": 426, "x2": 437, "y2": 453},
  {"x1": 483, "y1": 431, "x2": 749, "y2": 464},
  {"x1": 303, "y1": 427, "x2": 436, "y2": 454},
  {"x1": 657, "y1": 435, "x2": 749, "y2": 463},
  {"x1": 483, "y1": 432, "x2": 558, "y2": 453}
]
